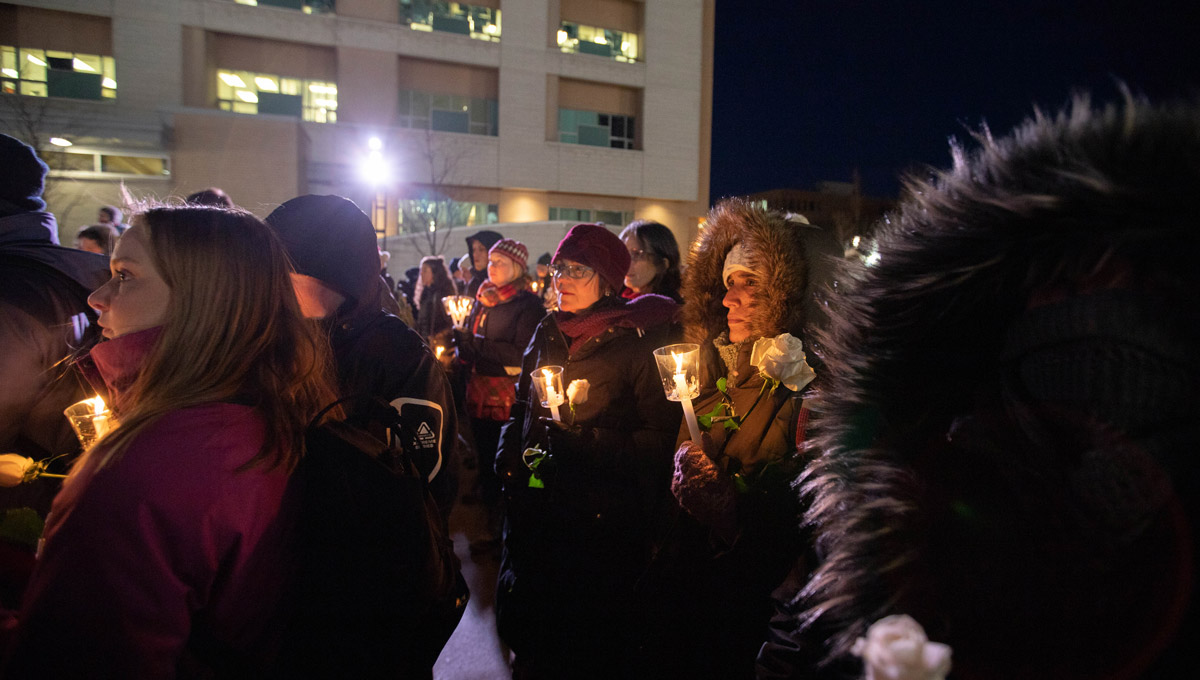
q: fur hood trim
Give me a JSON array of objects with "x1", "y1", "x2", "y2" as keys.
[
  {"x1": 681, "y1": 198, "x2": 809, "y2": 351},
  {"x1": 791, "y1": 94, "x2": 1200, "y2": 672}
]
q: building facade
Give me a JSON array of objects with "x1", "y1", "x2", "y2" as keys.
[{"x1": 1, "y1": 0, "x2": 713, "y2": 251}]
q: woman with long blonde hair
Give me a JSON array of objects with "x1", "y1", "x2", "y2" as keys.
[{"x1": 5, "y1": 205, "x2": 339, "y2": 677}]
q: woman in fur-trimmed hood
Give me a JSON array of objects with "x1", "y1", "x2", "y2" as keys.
[
  {"x1": 757, "y1": 94, "x2": 1200, "y2": 680},
  {"x1": 639, "y1": 198, "x2": 817, "y2": 679}
]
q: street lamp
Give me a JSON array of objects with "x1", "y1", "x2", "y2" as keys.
[{"x1": 360, "y1": 136, "x2": 391, "y2": 238}]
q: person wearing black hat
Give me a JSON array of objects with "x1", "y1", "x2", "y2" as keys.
[
  {"x1": 494, "y1": 223, "x2": 683, "y2": 679},
  {"x1": 264, "y1": 195, "x2": 458, "y2": 524},
  {"x1": 464, "y1": 229, "x2": 503, "y2": 297},
  {"x1": 0, "y1": 133, "x2": 109, "y2": 520}
]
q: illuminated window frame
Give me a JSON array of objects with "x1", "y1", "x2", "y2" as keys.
[
  {"x1": 233, "y1": 0, "x2": 335, "y2": 15},
  {"x1": 556, "y1": 22, "x2": 639, "y2": 63},
  {"x1": 398, "y1": 89, "x2": 498, "y2": 136},
  {"x1": 397, "y1": 197, "x2": 498, "y2": 233},
  {"x1": 549, "y1": 207, "x2": 633, "y2": 226},
  {"x1": 400, "y1": 2, "x2": 501, "y2": 42},
  {"x1": 215, "y1": 69, "x2": 337, "y2": 124},
  {"x1": 1, "y1": 45, "x2": 116, "y2": 100},
  {"x1": 558, "y1": 108, "x2": 636, "y2": 150},
  {"x1": 44, "y1": 148, "x2": 170, "y2": 180}
]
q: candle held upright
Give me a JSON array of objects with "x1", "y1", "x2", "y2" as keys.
[
  {"x1": 532, "y1": 365, "x2": 566, "y2": 422},
  {"x1": 652, "y1": 343, "x2": 703, "y2": 442},
  {"x1": 441, "y1": 295, "x2": 474, "y2": 330},
  {"x1": 63, "y1": 395, "x2": 114, "y2": 449}
]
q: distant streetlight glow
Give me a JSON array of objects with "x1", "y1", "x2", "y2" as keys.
[{"x1": 361, "y1": 137, "x2": 390, "y2": 186}]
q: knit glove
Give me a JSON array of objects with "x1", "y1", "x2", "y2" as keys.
[
  {"x1": 452, "y1": 328, "x2": 476, "y2": 363},
  {"x1": 672, "y1": 435, "x2": 739, "y2": 543}
]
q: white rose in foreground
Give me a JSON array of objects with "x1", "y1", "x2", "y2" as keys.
[
  {"x1": 567, "y1": 379, "x2": 590, "y2": 406},
  {"x1": 750, "y1": 333, "x2": 815, "y2": 392},
  {"x1": 0, "y1": 454, "x2": 35, "y2": 487},
  {"x1": 850, "y1": 615, "x2": 952, "y2": 680}
]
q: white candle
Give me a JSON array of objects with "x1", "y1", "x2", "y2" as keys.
[
  {"x1": 541, "y1": 368, "x2": 564, "y2": 422},
  {"x1": 90, "y1": 396, "x2": 111, "y2": 439},
  {"x1": 673, "y1": 352, "x2": 702, "y2": 442}
]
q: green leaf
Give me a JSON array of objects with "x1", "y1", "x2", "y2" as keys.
[
  {"x1": 731, "y1": 474, "x2": 749, "y2": 494},
  {"x1": 716, "y1": 377, "x2": 727, "y2": 393},
  {"x1": 723, "y1": 418, "x2": 740, "y2": 432},
  {"x1": 528, "y1": 473, "x2": 545, "y2": 489}
]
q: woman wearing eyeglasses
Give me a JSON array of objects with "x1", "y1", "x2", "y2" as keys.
[
  {"x1": 619, "y1": 219, "x2": 683, "y2": 303},
  {"x1": 495, "y1": 223, "x2": 682, "y2": 679}
]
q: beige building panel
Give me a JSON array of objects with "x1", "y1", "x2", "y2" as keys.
[
  {"x1": 335, "y1": 0, "x2": 399, "y2": 24},
  {"x1": 554, "y1": 144, "x2": 643, "y2": 196},
  {"x1": 172, "y1": 112, "x2": 301, "y2": 217},
  {"x1": 337, "y1": 46, "x2": 400, "y2": 126},
  {"x1": 112, "y1": 17, "x2": 183, "y2": 111}
]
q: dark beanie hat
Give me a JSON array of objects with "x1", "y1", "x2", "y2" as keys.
[
  {"x1": 0, "y1": 133, "x2": 49, "y2": 214},
  {"x1": 537, "y1": 252, "x2": 552, "y2": 266},
  {"x1": 265, "y1": 195, "x2": 380, "y2": 308},
  {"x1": 553, "y1": 223, "x2": 630, "y2": 293}
]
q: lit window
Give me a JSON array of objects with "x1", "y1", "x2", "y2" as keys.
[
  {"x1": 397, "y1": 89, "x2": 497, "y2": 136},
  {"x1": 549, "y1": 207, "x2": 633, "y2": 225},
  {"x1": 215, "y1": 69, "x2": 337, "y2": 123},
  {"x1": 1, "y1": 45, "x2": 116, "y2": 100},
  {"x1": 558, "y1": 108, "x2": 635, "y2": 150},
  {"x1": 234, "y1": 0, "x2": 335, "y2": 15},
  {"x1": 400, "y1": 1, "x2": 501, "y2": 42},
  {"x1": 557, "y1": 22, "x2": 639, "y2": 63},
  {"x1": 44, "y1": 150, "x2": 170, "y2": 178},
  {"x1": 398, "y1": 196, "x2": 498, "y2": 233}
]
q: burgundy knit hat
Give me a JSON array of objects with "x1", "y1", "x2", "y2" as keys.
[
  {"x1": 489, "y1": 238, "x2": 528, "y2": 271},
  {"x1": 553, "y1": 223, "x2": 630, "y2": 293}
]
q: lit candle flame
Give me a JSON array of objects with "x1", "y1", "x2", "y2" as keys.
[
  {"x1": 435, "y1": 346, "x2": 445, "y2": 359},
  {"x1": 672, "y1": 351, "x2": 684, "y2": 376},
  {"x1": 89, "y1": 396, "x2": 106, "y2": 416}
]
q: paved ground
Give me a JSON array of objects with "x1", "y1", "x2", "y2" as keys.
[{"x1": 433, "y1": 456, "x2": 511, "y2": 680}]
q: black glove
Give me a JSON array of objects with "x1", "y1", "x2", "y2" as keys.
[
  {"x1": 452, "y1": 328, "x2": 476, "y2": 363},
  {"x1": 538, "y1": 416, "x2": 593, "y2": 458}
]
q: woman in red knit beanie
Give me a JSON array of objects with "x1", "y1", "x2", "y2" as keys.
[{"x1": 494, "y1": 223, "x2": 684, "y2": 679}]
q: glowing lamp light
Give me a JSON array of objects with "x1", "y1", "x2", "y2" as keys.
[
  {"x1": 852, "y1": 235, "x2": 861, "y2": 248},
  {"x1": 557, "y1": 30, "x2": 568, "y2": 45},
  {"x1": 309, "y1": 83, "x2": 337, "y2": 94},
  {"x1": 219, "y1": 72, "x2": 246, "y2": 88},
  {"x1": 236, "y1": 90, "x2": 259, "y2": 103},
  {"x1": 72, "y1": 58, "x2": 95, "y2": 72},
  {"x1": 368, "y1": 136, "x2": 383, "y2": 151},
  {"x1": 49, "y1": 137, "x2": 72, "y2": 147},
  {"x1": 254, "y1": 77, "x2": 278, "y2": 91},
  {"x1": 3, "y1": 68, "x2": 19, "y2": 78},
  {"x1": 102, "y1": 77, "x2": 117, "y2": 89},
  {"x1": 26, "y1": 54, "x2": 47, "y2": 67}
]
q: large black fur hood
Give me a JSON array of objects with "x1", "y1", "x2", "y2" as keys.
[
  {"x1": 780, "y1": 94, "x2": 1200, "y2": 678},
  {"x1": 681, "y1": 198, "x2": 809, "y2": 353}
]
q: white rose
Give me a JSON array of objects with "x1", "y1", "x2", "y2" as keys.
[
  {"x1": 566, "y1": 379, "x2": 591, "y2": 406},
  {"x1": 750, "y1": 333, "x2": 816, "y2": 392},
  {"x1": 850, "y1": 615, "x2": 952, "y2": 680},
  {"x1": 0, "y1": 454, "x2": 35, "y2": 487}
]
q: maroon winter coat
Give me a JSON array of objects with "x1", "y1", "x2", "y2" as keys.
[{"x1": 5, "y1": 328, "x2": 297, "y2": 678}]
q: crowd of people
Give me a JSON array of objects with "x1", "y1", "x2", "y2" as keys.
[{"x1": 0, "y1": 90, "x2": 1196, "y2": 679}]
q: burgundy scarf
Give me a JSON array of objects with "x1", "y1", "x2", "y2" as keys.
[{"x1": 555, "y1": 293, "x2": 679, "y2": 355}]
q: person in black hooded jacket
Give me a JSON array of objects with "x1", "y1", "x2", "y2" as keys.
[
  {"x1": 0, "y1": 134, "x2": 108, "y2": 523},
  {"x1": 265, "y1": 195, "x2": 458, "y2": 523},
  {"x1": 464, "y1": 229, "x2": 503, "y2": 298},
  {"x1": 758, "y1": 94, "x2": 1200, "y2": 680}
]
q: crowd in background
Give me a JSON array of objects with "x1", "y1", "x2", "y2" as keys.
[{"x1": 0, "y1": 91, "x2": 1197, "y2": 679}]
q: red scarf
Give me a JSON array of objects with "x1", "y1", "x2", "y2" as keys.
[
  {"x1": 555, "y1": 294, "x2": 679, "y2": 355},
  {"x1": 475, "y1": 277, "x2": 531, "y2": 308}
]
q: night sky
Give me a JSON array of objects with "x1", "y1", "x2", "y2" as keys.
[{"x1": 710, "y1": 1, "x2": 1200, "y2": 201}]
